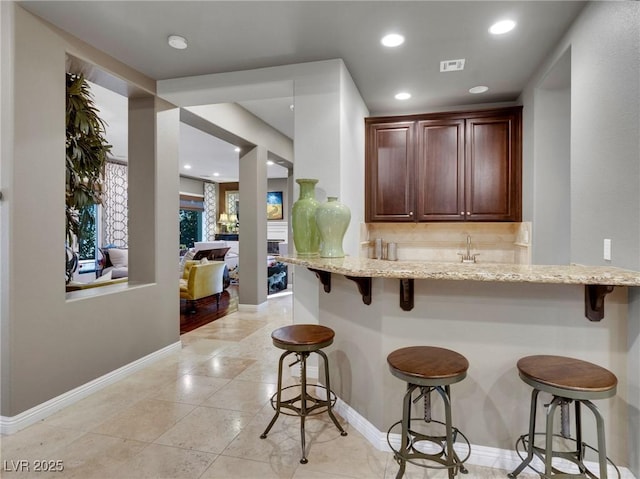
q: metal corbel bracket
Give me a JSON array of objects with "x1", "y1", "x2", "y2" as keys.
[
  {"x1": 400, "y1": 279, "x2": 414, "y2": 311},
  {"x1": 345, "y1": 276, "x2": 372, "y2": 305},
  {"x1": 585, "y1": 284, "x2": 615, "y2": 321},
  {"x1": 308, "y1": 268, "x2": 331, "y2": 293}
]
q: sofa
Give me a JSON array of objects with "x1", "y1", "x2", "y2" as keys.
[
  {"x1": 98, "y1": 247, "x2": 128, "y2": 279},
  {"x1": 179, "y1": 260, "x2": 226, "y2": 313},
  {"x1": 194, "y1": 240, "x2": 238, "y2": 282}
]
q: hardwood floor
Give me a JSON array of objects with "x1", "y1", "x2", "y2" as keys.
[{"x1": 179, "y1": 285, "x2": 239, "y2": 334}]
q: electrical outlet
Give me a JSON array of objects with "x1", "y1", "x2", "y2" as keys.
[{"x1": 604, "y1": 239, "x2": 611, "y2": 261}]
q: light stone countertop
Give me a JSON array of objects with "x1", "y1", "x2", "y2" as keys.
[{"x1": 278, "y1": 256, "x2": 640, "y2": 286}]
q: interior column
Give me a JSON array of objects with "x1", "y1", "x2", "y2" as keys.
[{"x1": 239, "y1": 145, "x2": 268, "y2": 306}]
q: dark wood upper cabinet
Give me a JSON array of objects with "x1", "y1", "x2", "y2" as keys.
[
  {"x1": 365, "y1": 107, "x2": 522, "y2": 223},
  {"x1": 365, "y1": 121, "x2": 415, "y2": 222},
  {"x1": 465, "y1": 113, "x2": 521, "y2": 221},
  {"x1": 416, "y1": 119, "x2": 465, "y2": 221}
]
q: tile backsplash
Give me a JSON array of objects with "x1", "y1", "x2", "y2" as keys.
[{"x1": 360, "y1": 222, "x2": 532, "y2": 265}]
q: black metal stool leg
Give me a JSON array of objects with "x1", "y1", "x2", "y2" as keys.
[
  {"x1": 544, "y1": 396, "x2": 562, "y2": 476},
  {"x1": 583, "y1": 399, "x2": 609, "y2": 479},
  {"x1": 299, "y1": 352, "x2": 309, "y2": 464},
  {"x1": 439, "y1": 385, "x2": 456, "y2": 479},
  {"x1": 317, "y1": 349, "x2": 348, "y2": 436},
  {"x1": 575, "y1": 400, "x2": 587, "y2": 474},
  {"x1": 509, "y1": 388, "x2": 540, "y2": 478},
  {"x1": 395, "y1": 383, "x2": 417, "y2": 479},
  {"x1": 260, "y1": 350, "x2": 291, "y2": 439}
]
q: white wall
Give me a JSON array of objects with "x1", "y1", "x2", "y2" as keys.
[
  {"x1": 339, "y1": 62, "x2": 369, "y2": 257},
  {"x1": 520, "y1": 3, "x2": 639, "y2": 474},
  {"x1": 158, "y1": 59, "x2": 369, "y2": 320},
  {"x1": 1, "y1": 5, "x2": 180, "y2": 418},
  {"x1": 0, "y1": 0, "x2": 15, "y2": 416},
  {"x1": 323, "y1": 277, "x2": 630, "y2": 467},
  {"x1": 532, "y1": 86, "x2": 571, "y2": 264}
]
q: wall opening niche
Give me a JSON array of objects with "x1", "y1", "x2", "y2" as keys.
[{"x1": 65, "y1": 55, "x2": 153, "y2": 293}]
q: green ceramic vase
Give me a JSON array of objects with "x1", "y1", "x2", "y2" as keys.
[
  {"x1": 292, "y1": 178, "x2": 320, "y2": 257},
  {"x1": 316, "y1": 197, "x2": 351, "y2": 258}
]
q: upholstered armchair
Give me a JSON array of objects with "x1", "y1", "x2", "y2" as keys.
[{"x1": 179, "y1": 260, "x2": 226, "y2": 313}]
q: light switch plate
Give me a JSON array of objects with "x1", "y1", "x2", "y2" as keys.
[{"x1": 604, "y1": 239, "x2": 611, "y2": 261}]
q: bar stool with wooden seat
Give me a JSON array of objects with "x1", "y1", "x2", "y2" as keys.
[
  {"x1": 387, "y1": 346, "x2": 471, "y2": 479},
  {"x1": 509, "y1": 355, "x2": 619, "y2": 479},
  {"x1": 260, "y1": 324, "x2": 347, "y2": 464}
]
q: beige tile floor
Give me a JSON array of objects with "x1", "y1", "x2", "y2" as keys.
[{"x1": 0, "y1": 292, "x2": 538, "y2": 479}]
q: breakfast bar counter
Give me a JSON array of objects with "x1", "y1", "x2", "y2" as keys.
[
  {"x1": 279, "y1": 256, "x2": 640, "y2": 321},
  {"x1": 278, "y1": 256, "x2": 640, "y2": 285}
]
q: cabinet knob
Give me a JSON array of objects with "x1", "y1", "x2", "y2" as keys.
[
  {"x1": 467, "y1": 211, "x2": 471, "y2": 215},
  {"x1": 460, "y1": 212, "x2": 464, "y2": 215},
  {"x1": 409, "y1": 211, "x2": 413, "y2": 216}
]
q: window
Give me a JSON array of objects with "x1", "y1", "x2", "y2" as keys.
[
  {"x1": 180, "y1": 194, "x2": 204, "y2": 248},
  {"x1": 78, "y1": 204, "x2": 99, "y2": 261}
]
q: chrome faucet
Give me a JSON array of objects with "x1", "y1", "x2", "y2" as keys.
[{"x1": 458, "y1": 235, "x2": 479, "y2": 263}]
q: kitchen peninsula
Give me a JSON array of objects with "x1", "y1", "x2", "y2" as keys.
[
  {"x1": 280, "y1": 256, "x2": 640, "y2": 320},
  {"x1": 282, "y1": 255, "x2": 638, "y2": 475}
]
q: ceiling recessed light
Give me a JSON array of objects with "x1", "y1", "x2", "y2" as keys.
[
  {"x1": 213, "y1": 172, "x2": 220, "y2": 177},
  {"x1": 234, "y1": 147, "x2": 241, "y2": 153},
  {"x1": 395, "y1": 92, "x2": 411, "y2": 100},
  {"x1": 469, "y1": 85, "x2": 489, "y2": 94},
  {"x1": 267, "y1": 160, "x2": 275, "y2": 165},
  {"x1": 489, "y1": 20, "x2": 516, "y2": 35},
  {"x1": 184, "y1": 164, "x2": 192, "y2": 170},
  {"x1": 381, "y1": 33, "x2": 405, "y2": 48},
  {"x1": 168, "y1": 34, "x2": 188, "y2": 49}
]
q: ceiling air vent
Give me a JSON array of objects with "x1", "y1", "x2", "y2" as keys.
[{"x1": 440, "y1": 59, "x2": 465, "y2": 72}]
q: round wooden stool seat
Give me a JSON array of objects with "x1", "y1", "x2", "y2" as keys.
[
  {"x1": 517, "y1": 355, "x2": 617, "y2": 400},
  {"x1": 508, "y1": 355, "x2": 619, "y2": 479},
  {"x1": 271, "y1": 324, "x2": 335, "y2": 352},
  {"x1": 387, "y1": 346, "x2": 469, "y2": 387}
]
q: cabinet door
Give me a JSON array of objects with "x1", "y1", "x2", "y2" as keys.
[
  {"x1": 366, "y1": 122, "x2": 415, "y2": 222},
  {"x1": 465, "y1": 113, "x2": 521, "y2": 221},
  {"x1": 416, "y1": 119, "x2": 465, "y2": 221}
]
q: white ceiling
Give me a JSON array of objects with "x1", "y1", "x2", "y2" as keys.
[
  {"x1": 88, "y1": 80, "x2": 291, "y2": 182},
  {"x1": 24, "y1": 0, "x2": 587, "y2": 182}
]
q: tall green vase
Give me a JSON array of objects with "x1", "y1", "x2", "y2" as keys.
[
  {"x1": 316, "y1": 197, "x2": 351, "y2": 257},
  {"x1": 292, "y1": 178, "x2": 320, "y2": 257}
]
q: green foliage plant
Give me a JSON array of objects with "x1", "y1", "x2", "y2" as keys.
[{"x1": 65, "y1": 73, "x2": 111, "y2": 247}]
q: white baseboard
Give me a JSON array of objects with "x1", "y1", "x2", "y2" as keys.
[
  {"x1": 332, "y1": 394, "x2": 637, "y2": 479},
  {"x1": 0, "y1": 341, "x2": 181, "y2": 435},
  {"x1": 238, "y1": 301, "x2": 268, "y2": 312}
]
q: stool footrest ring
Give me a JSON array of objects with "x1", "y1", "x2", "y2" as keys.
[
  {"x1": 387, "y1": 418, "x2": 471, "y2": 474},
  {"x1": 268, "y1": 384, "x2": 337, "y2": 417},
  {"x1": 509, "y1": 432, "x2": 621, "y2": 479}
]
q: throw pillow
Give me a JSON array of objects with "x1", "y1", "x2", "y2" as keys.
[
  {"x1": 108, "y1": 248, "x2": 128, "y2": 268},
  {"x1": 179, "y1": 249, "x2": 195, "y2": 275}
]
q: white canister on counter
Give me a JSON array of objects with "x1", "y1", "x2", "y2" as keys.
[
  {"x1": 375, "y1": 238, "x2": 383, "y2": 259},
  {"x1": 387, "y1": 242, "x2": 398, "y2": 261}
]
